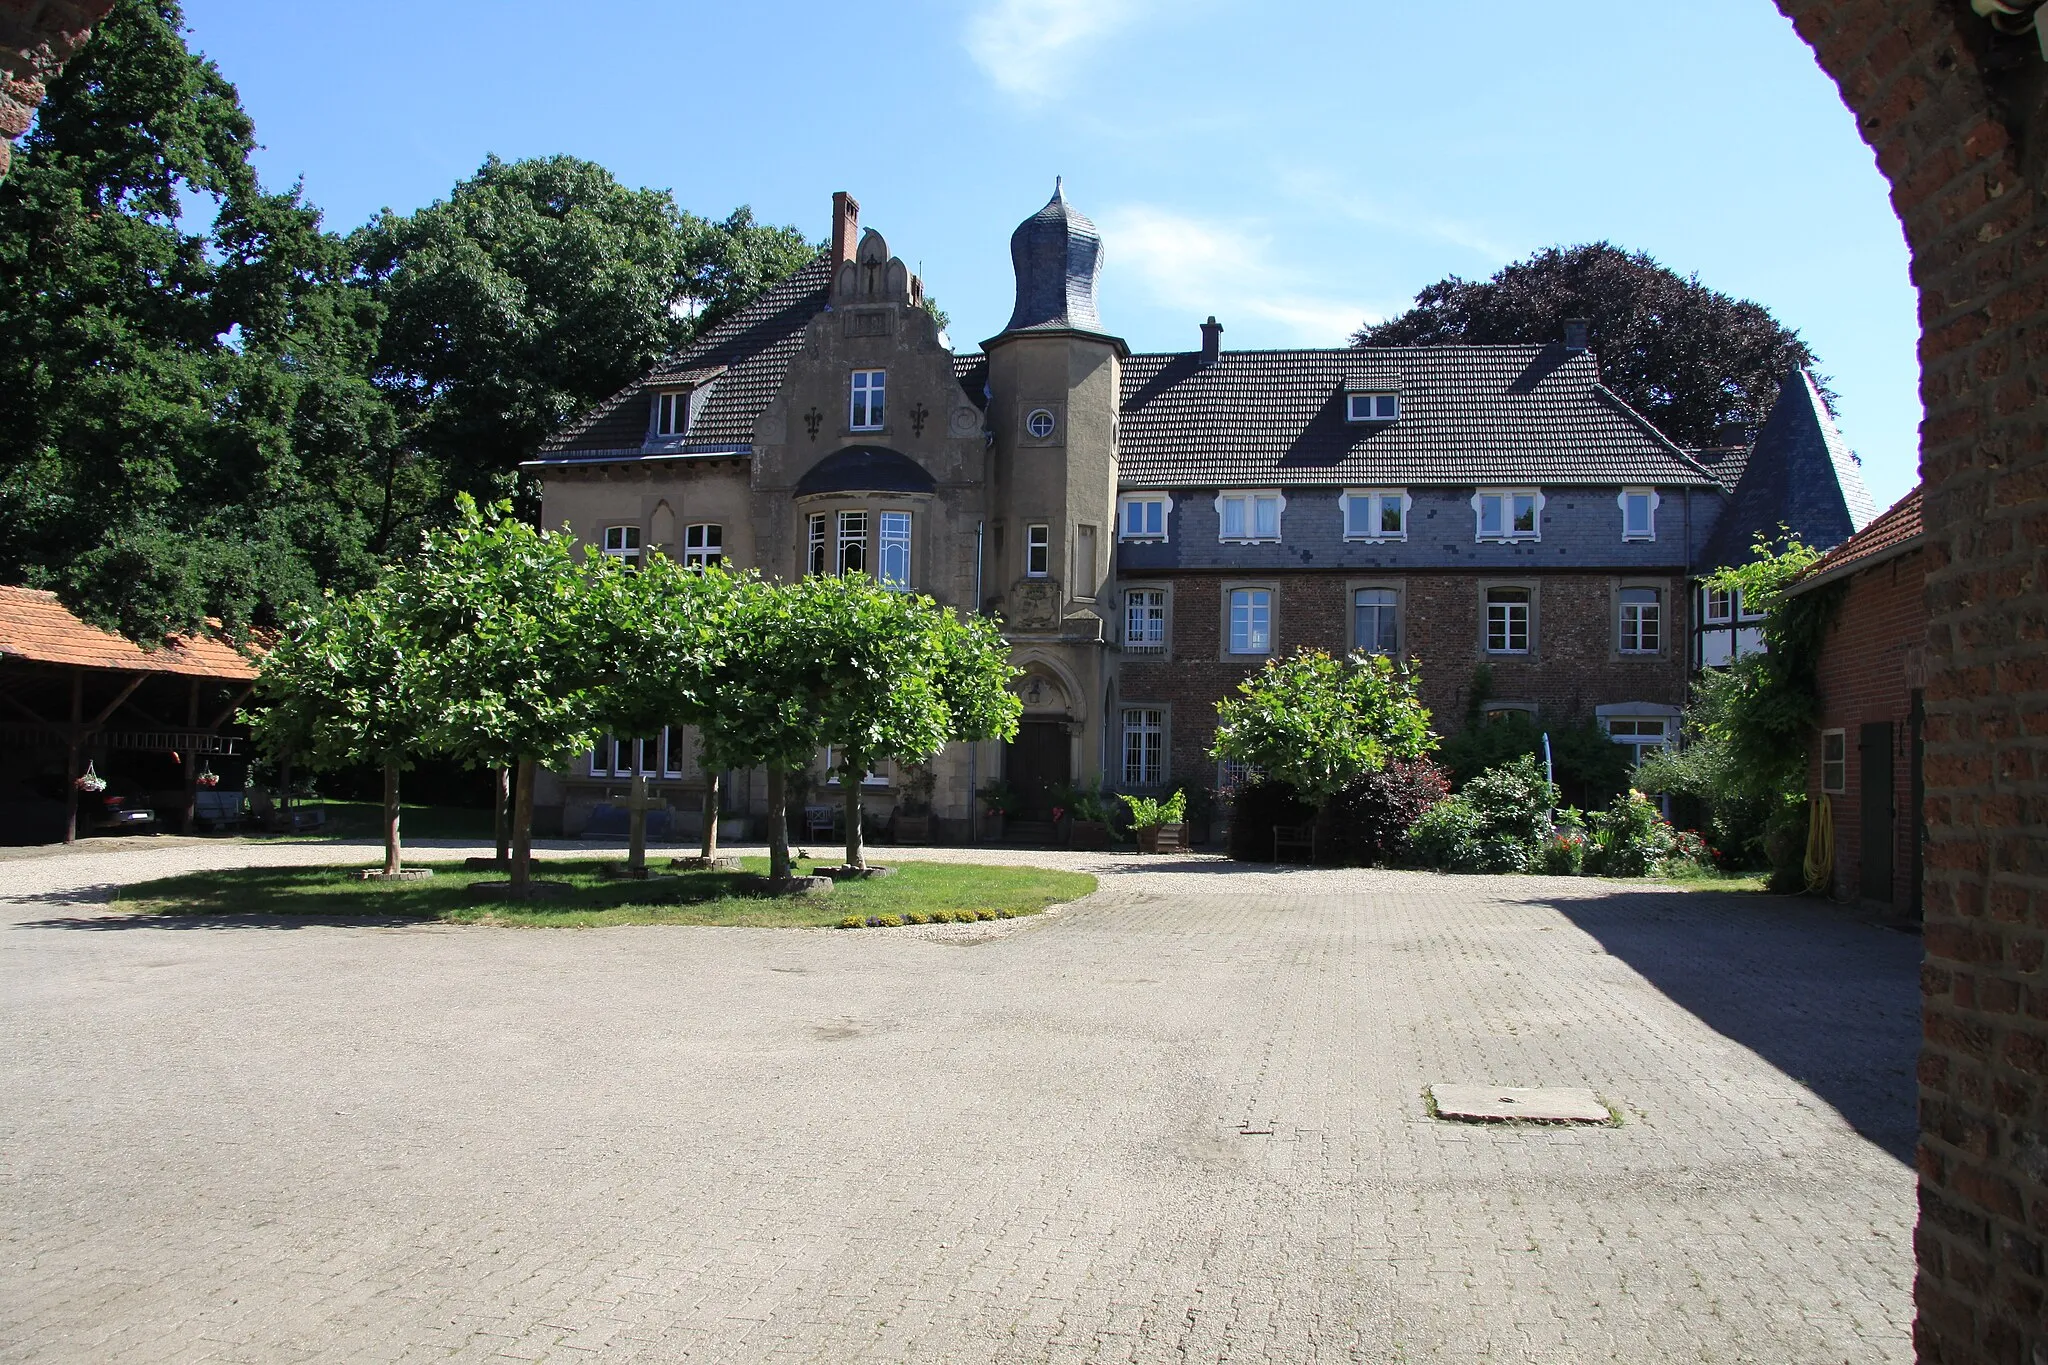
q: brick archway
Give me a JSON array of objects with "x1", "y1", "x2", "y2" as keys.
[{"x1": 5, "y1": 1, "x2": 2046, "y2": 1359}]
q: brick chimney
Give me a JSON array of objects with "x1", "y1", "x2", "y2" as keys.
[
  {"x1": 1563, "y1": 317, "x2": 1591, "y2": 352},
  {"x1": 831, "y1": 191, "x2": 860, "y2": 267},
  {"x1": 1200, "y1": 315, "x2": 1223, "y2": 365}
]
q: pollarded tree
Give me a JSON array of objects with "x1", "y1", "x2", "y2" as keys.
[
  {"x1": 248, "y1": 574, "x2": 443, "y2": 877},
  {"x1": 404, "y1": 496, "x2": 605, "y2": 896},
  {"x1": 1210, "y1": 649, "x2": 1436, "y2": 809}
]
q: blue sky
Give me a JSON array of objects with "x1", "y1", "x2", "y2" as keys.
[{"x1": 179, "y1": 0, "x2": 1919, "y2": 509}]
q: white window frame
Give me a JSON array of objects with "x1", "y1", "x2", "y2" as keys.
[
  {"x1": 601, "y1": 525, "x2": 642, "y2": 566},
  {"x1": 1227, "y1": 587, "x2": 1273, "y2": 656},
  {"x1": 823, "y1": 745, "x2": 891, "y2": 787},
  {"x1": 1121, "y1": 707, "x2": 1166, "y2": 787},
  {"x1": 1485, "y1": 585, "x2": 1532, "y2": 654},
  {"x1": 1124, "y1": 587, "x2": 1167, "y2": 655},
  {"x1": 849, "y1": 369, "x2": 886, "y2": 431},
  {"x1": 1341, "y1": 488, "x2": 1409, "y2": 542},
  {"x1": 1821, "y1": 729, "x2": 1847, "y2": 794},
  {"x1": 1737, "y1": 589, "x2": 1767, "y2": 622},
  {"x1": 1345, "y1": 392, "x2": 1400, "y2": 422},
  {"x1": 1619, "y1": 586, "x2": 1662, "y2": 655},
  {"x1": 1216, "y1": 489, "x2": 1285, "y2": 544},
  {"x1": 878, "y1": 510, "x2": 911, "y2": 589},
  {"x1": 653, "y1": 390, "x2": 690, "y2": 438},
  {"x1": 1604, "y1": 716, "x2": 1675, "y2": 766},
  {"x1": 1025, "y1": 523, "x2": 1051, "y2": 578},
  {"x1": 660, "y1": 727, "x2": 687, "y2": 778},
  {"x1": 590, "y1": 729, "x2": 682, "y2": 779},
  {"x1": 806, "y1": 513, "x2": 828, "y2": 576},
  {"x1": 1619, "y1": 487, "x2": 1659, "y2": 542},
  {"x1": 1473, "y1": 488, "x2": 1544, "y2": 543},
  {"x1": 682, "y1": 523, "x2": 723, "y2": 569},
  {"x1": 836, "y1": 509, "x2": 868, "y2": 576},
  {"x1": 1118, "y1": 494, "x2": 1171, "y2": 542},
  {"x1": 1704, "y1": 585, "x2": 1734, "y2": 623},
  {"x1": 1353, "y1": 586, "x2": 1400, "y2": 656}
]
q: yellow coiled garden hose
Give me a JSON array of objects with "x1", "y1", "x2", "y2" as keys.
[{"x1": 1803, "y1": 795, "x2": 1835, "y2": 894}]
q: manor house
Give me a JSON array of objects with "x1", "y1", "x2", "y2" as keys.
[{"x1": 526, "y1": 187, "x2": 1875, "y2": 841}]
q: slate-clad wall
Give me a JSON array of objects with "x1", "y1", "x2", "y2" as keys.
[{"x1": 1117, "y1": 485, "x2": 1716, "y2": 576}]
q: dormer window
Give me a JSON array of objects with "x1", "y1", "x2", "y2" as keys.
[
  {"x1": 850, "y1": 369, "x2": 886, "y2": 431},
  {"x1": 1346, "y1": 392, "x2": 1399, "y2": 422},
  {"x1": 653, "y1": 390, "x2": 689, "y2": 437}
]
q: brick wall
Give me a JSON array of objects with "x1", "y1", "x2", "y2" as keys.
[
  {"x1": 1809, "y1": 548, "x2": 1929, "y2": 908},
  {"x1": 1115, "y1": 570, "x2": 1688, "y2": 787},
  {"x1": 0, "y1": 0, "x2": 115, "y2": 178},
  {"x1": 1774, "y1": 3, "x2": 2048, "y2": 1360}
]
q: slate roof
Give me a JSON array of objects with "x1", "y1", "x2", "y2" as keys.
[
  {"x1": 1698, "y1": 369, "x2": 1878, "y2": 569},
  {"x1": 1116, "y1": 344, "x2": 1718, "y2": 489},
  {"x1": 0, "y1": 586, "x2": 260, "y2": 679},
  {"x1": 1787, "y1": 485, "x2": 1923, "y2": 595},
  {"x1": 1688, "y1": 442, "x2": 1752, "y2": 493},
  {"x1": 793, "y1": 445, "x2": 937, "y2": 497},
  {"x1": 996, "y1": 181, "x2": 1116, "y2": 344}
]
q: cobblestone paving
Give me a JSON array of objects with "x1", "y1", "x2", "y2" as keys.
[{"x1": 0, "y1": 838, "x2": 1921, "y2": 1363}]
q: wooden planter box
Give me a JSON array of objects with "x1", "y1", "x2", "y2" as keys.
[
  {"x1": 894, "y1": 813, "x2": 932, "y2": 844},
  {"x1": 1070, "y1": 819, "x2": 1112, "y2": 851},
  {"x1": 1136, "y1": 823, "x2": 1185, "y2": 855}
]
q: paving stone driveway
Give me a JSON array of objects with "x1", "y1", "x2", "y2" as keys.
[{"x1": 0, "y1": 839, "x2": 1921, "y2": 1363}]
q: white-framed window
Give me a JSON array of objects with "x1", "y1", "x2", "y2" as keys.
[
  {"x1": 1228, "y1": 588, "x2": 1272, "y2": 655},
  {"x1": 878, "y1": 511, "x2": 911, "y2": 589},
  {"x1": 1704, "y1": 586, "x2": 1734, "y2": 623},
  {"x1": 1346, "y1": 392, "x2": 1400, "y2": 422},
  {"x1": 1122, "y1": 707, "x2": 1165, "y2": 787},
  {"x1": 1354, "y1": 588, "x2": 1399, "y2": 655},
  {"x1": 1619, "y1": 487, "x2": 1659, "y2": 541},
  {"x1": 1737, "y1": 589, "x2": 1766, "y2": 622},
  {"x1": 1217, "y1": 490, "x2": 1283, "y2": 543},
  {"x1": 1341, "y1": 489, "x2": 1408, "y2": 541},
  {"x1": 836, "y1": 510, "x2": 868, "y2": 576},
  {"x1": 823, "y1": 746, "x2": 890, "y2": 786},
  {"x1": 682, "y1": 523, "x2": 723, "y2": 569},
  {"x1": 1474, "y1": 488, "x2": 1542, "y2": 542},
  {"x1": 850, "y1": 369, "x2": 885, "y2": 430},
  {"x1": 601, "y1": 525, "x2": 642, "y2": 567},
  {"x1": 806, "y1": 513, "x2": 828, "y2": 576},
  {"x1": 1821, "y1": 729, "x2": 1847, "y2": 793},
  {"x1": 1119, "y1": 494, "x2": 1169, "y2": 541},
  {"x1": 1026, "y1": 408, "x2": 1057, "y2": 438},
  {"x1": 1605, "y1": 716, "x2": 1674, "y2": 766},
  {"x1": 589, "y1": 727, "x2": 687, "y2": 779},
  {"x1": 653, "y1": 390, "x2": 689, "y2": 437},
  {"x1": 1485, "y1": 586, "x2": 1531, "y2": 654},
  {"x1": 1483, "y1": 702, "x2": 1538, "y2": 725},
  {"x1": 1619, "y1": 587, "x2": 1661, "y2": 654},
  {"x1": 1026, "y1": 524, "x2": 1050, "y2": 577},
  {"x1": 1125, "y1": 588, "x2": 1167, "y2": 654}
]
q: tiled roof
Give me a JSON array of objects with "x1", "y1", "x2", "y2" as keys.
[
  {"x1": 1688, "y1": 442, "x2": 1752, "y2": 493},
  {"x1": 1699, "y1": 369, "x2": 1878, "y2": 569},
  {"x1": 1116, "y1": 344, "x2": 1717, "y2": 489},
  {"x1": 0, "y1": 586, "x2": 260, "y2": 679},
  {"x1": 953, "y1": 354, "x2": 989, "y2": 408},
  {"x1": 1790, "y1": 485, "x2": 1923, "y2": 594}
]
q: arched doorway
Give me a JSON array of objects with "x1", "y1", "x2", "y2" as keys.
[{"x1": 1004, "y1": 669, "x2": 1073, "y2": 827}]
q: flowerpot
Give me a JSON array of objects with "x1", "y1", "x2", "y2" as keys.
[
  {"x1": 1070, "y1": 819, "x2": 1111, "y2": 851},
  {"x1": 1136, "y1": 823, "x2": 1184, "y2": 855},
  {"x1": 894, "y1": 813, "x2": 931, "y2": 845}
]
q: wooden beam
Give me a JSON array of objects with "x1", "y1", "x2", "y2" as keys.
[
  {"x1": 0, "y1": 689, "x2": 47, "y2": 724},
  {"x1": 89, "y1": 673, "x2": 148, "y2": 728},
  {"x1": 204, "y1": 683, "x2": 255, "y2": 732}
]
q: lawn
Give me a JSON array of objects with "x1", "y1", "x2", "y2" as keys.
[{"x1": 110, "y1": 857, "x2": 1099, "y2": 929}]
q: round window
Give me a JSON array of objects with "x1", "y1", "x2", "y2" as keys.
[{"x1": 1026, "y1": 408, "x2": 1057, "y2": 439}]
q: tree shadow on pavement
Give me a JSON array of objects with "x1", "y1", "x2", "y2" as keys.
[{"x1": 1530, "y1": 886, "x2": 1923, "y2": 1165}]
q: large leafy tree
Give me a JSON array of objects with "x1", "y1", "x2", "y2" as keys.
[
  {"x1": 0, "y1": 0, "x2": 402, "y2": 638},
  {"x1": 355, "y1": 157, "x2": 812, "y2": 506},
  {"x1": 1211, "y1": 649, "x2": 1435, "y2": 808},
  {"x1": 1354, "y1": 243, "x2": 1821, "y2": 448}
]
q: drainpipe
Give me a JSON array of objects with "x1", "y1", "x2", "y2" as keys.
[{"x1": 969, "y1": 519, "x2": 984, "y2": 844}]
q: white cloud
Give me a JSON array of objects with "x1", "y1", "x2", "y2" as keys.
[
  {"x1": 1097, "y1": 204, "x2": 1381, "y2": 345},
  {"x1": 1275, "y1": 167, "x2": 1519, "y2": 266},
  {"x1": 962, "y1": 0, "x2": 1140, "y2": 99}
]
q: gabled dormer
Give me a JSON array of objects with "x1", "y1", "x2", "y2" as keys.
[{"x1": 642, "y1": 366, "x2": 725, "y2": 448}]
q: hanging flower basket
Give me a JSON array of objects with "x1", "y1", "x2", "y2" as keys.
[
  {"x1": 195, "y1": 766, "x2": 220, "y2": 790},
  {"x1": 74, "y1": 761, "x2": 107, "y2": 794}
]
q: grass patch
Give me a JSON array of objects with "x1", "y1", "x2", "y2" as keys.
[
  {"x1": 1626, "y1": 864, "x2": 1772, "y2": 894},
  {"x1": 110, "y1": 857, "x2": 1097, "y2": 929}
]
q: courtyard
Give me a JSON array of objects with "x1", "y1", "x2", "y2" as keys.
[{"x1": 0, "y1": 840, "x2": 1920, "y2": 1363}]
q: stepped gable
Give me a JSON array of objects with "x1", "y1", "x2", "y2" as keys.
[
  {"x1": 1698, "y1": 368, "x2": 1878, "y2": 569},
  {"x1": 1116, "y1": 343, "x2": 1718, "y2": 489}
]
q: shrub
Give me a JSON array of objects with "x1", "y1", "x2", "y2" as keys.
[
  {"x1": 1538, "y1": 830, "x2": 1587, "y2": 875},
  {"x1": 975, "y1": 909, "x2": 996, "y2": 921},
  {"x1": 1120, "y1": 788, "x2": 1188, "y2": 828},
  {"x1": 838, "y1": 915, "x2": 864, "y2": 929},
  {"x1": 1225, "y1": 779, "x2": 1315, "y2": 861},
  {"x1": 1440, "y1": 710, "x2": 1635, "y2": 811},
  {"x1": 1407, "y1": 796, "x2": 1485, "y2": 871},
  {"x1": 874, "y1": 914, "x2": 902, "y2": 928},
  {"x1": 1585, "y1": 790, "x2": 1677, "y2": 877},
  {"x1": 1407, "y1": 755, "x2": 1557, "y2": 873},
  {"x1": 1326, "y1": 758, "x2": 1453, "y2": 864},
  {"x1": 994, "y1": 908, "x2": 1014, "y2": 919}
]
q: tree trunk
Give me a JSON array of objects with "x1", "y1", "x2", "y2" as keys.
[
  {"x1": 280, "y1": 754, "x2": 293, "y2": 820},
  {"x1": 700, "y1": 767, "x2": 720, "y2": 860},
  {"x1": 842, "y1": 760, "x2": 865, "y2": 870},
  {"x1": 494, "y1": 766, "x2": 511, "y2": 863},
  {"x1": 510, "y1": 758, "x2": 536, "y2": 896},
  {"x1": 627, "y1": 769, "x2": 648, "y2": 875},
  {"x1": 765, "y1": 765, "x2": 791, "y2": 883},
  {"x1": 382, "y1": 760, "x2": 402, "y2": 876}
]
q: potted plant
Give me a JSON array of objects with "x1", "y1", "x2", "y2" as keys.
[
  {"x1": 895, "y1": 763, "x2": 936, "y2": 844},
  {"x1": 1068, "y1": 785, "x2": 1114, "y2": 850},
  {"x1": 1121, "y1": 788, "x2": 1188, "y2": 855},
  {"x1": 978, "y1": 780, "x2": 1017, "y2": 841}
]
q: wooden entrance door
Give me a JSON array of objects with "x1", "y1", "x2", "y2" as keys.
[
  {"x1": 1860, "y1": 721, "x2": 1895, "y2": 903},
  {"x1": 1005, "y1": 720, "x2": 1071, "y2": 822}
]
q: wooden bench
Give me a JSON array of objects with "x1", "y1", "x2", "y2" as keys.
[
  {"x1": 803, "y1": 804, "x2": 838, "y2": 841},
  {"x1": 1273, "y1": 824, "x2": 1316, "y2": 864}
]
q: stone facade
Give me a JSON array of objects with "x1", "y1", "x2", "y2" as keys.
[{"x1": 0, "y1": 0, "x2": 113, "y2": 179}]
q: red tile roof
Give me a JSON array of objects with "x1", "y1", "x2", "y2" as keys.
[
  {"x1": 0, "y1": 586, "x2": 261, "y2": 680},
  {"x1": 1792, "y1": 485, "x2": 1923, "y2": 593}
]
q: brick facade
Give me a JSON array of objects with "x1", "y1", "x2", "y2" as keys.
[{"x1": 1809, "y1": 547, "x2": 1930, "y2": 910}]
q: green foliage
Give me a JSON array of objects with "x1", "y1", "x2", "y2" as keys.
[
  {"x1": 1211, "y1": 649, "x2": 1434, "y2": 807},
  {"x1": 1050, "y1": 780, "x2": 1115, "y2": 824},
  {"x1": 1324, "y1": 758, "x2": 1453, "y2": 865},
  {"x1": 248, "y1": 578, "x2": 441, "y2": 773},
  {"x1": 1633, "y1": 670, "x2": 1778, "y2": 865},
  {"x1": 1119, "y1": 788, "x2": 1187, "y2": 829},
  {"x1": 1353, "y1": 241, "x2": 1824, "y2": 448},
  {"x1": 1584, "y1": 790, "x2": 1676, "y2": 878},
  {"x1": 1438, "y1": 709, "x2": 1636, "y2": 810},
  {"x1": 1407, "y1": 755, "x2": 1557, "y2": 873}
]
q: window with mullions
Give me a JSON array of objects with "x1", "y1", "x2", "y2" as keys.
[
  {"x1": 1122, "y1": 708, "x2": 1164, "y2": 786},
  {"x1": 1120, "y1": 495, "x2": 1168, "y2": 540},
  {"x1": 1345, "y1": 392, "x2": 1400, "y2": 422},
  {"x1": 1619, "y1": 586, "x2": 1661, "y2": 653},
  {"x1": 837, "y1": 509, "x2": 868, "y2": 576},
  {"x1": 1821, "y1": 729, "x2": 1847, "y2": 793},
  {"x1": 1704, "y1": 586, "x2": 1734, "y2": 623},
  {"x1": 1486, "y1": 586, "x2": 1531, "y2": 653},
  {"x1": 878, "y1": 511, "x2": 911, "y2": 589},
  {"x1": 1124, "y1": 589, "x2": 1166, "y2": 653},
  {"x1": 1354, "y1": 588, "x2": 1398, "y2": 655},
  {"x1": 807, "y1": 513, "x2": 828, "y2": 576},
  {"x1": 1228, "y1": 588, "x2": 1272, "y2": 655},
  {"x1": 1475, "y1": 489, "x2": 1541, "y2": 541},
  {"x1": 1605, "y1": 716, "x2": 1673, "y2": 767},
  {"x1": 602, "y1": 525, "x2": 642, "y2": 567},
  {"x1": 850, "y1": 369, "x2": 886, "y2": 430},
  {"x1": 653, "y1": 390, "x2": 689, "y2": 437},
  {"x1": 682, "y1": 524, "x2": 723, "y2": 568},
  {"x1": 1343, "y1": 489, "x2": 1407, "y2": 541},
  {"x1": 589, "y1": 727, "x2": 688, "y2": 779},
  {"x1": 1218, "y1": 491, "x2": 1282, "y2": 542}
]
